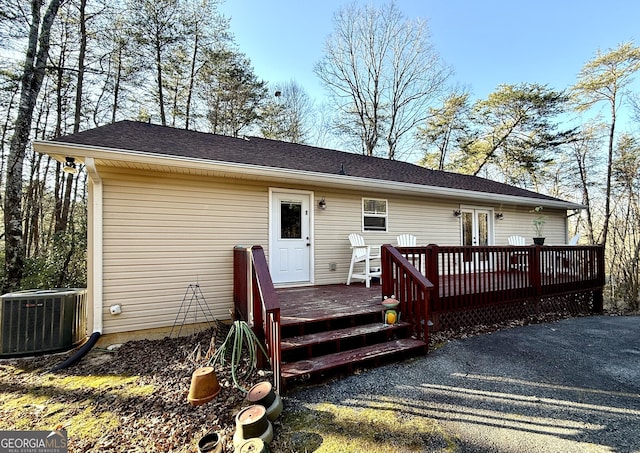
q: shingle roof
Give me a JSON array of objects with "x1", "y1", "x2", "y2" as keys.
[{"x1": 52, "y1": 120, "x2": 566, "y2": 204}]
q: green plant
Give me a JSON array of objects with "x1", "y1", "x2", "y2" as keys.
[
  {"x1": 208, "y1": 320, "x2": 269, "y2": 392},
  {"x1": 530, "y1": 206, "x2": 547, "y2": 237}
]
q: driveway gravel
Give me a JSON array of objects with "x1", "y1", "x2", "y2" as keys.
[{"x1": 287, "y1": 315, "x2": 640, "y2": 452}]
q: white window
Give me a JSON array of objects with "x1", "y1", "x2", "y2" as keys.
[{"x1": 362, "y1": 198, "x2": 387, "y2": 232}]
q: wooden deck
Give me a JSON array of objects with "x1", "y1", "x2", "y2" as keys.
[
  {"x1": 277, "y1": 264, "x2": 599, "y2": 327},
  {"x1": 234, "y1": 244, "x2": 605, "y2": 392}
]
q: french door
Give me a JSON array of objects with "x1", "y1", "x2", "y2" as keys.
[
  {"x1": 461, "y1": 208, "x2": 491, "y2": 246},
  {"x1": 460, "y1": 207, "x2": 493, "y2": 271}
]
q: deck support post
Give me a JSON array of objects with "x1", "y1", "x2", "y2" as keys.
[
  {"x1": 592, "y1": 289, "x2": 604, "y2": 313},
  {"x1": 530, "y1": 245, "x2": 542, "y2": 297},
  {"x1": 425, "y1": 245, "x2": 440, "y2": 330}
]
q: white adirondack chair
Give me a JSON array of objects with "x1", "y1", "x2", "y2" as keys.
[
  {"x1": 347, "y1": 233, "x2": 381, "y2": 288},
  {"x1": 396, "y1": 233, "x2": 422, "y2": 272},
  {"x1": 396, "y1": 234, "x2": 417, "y2": 247},
  {"x1": 507, "y1": 235, "x2": 528, "y2": 270},
  {"x1": 507, "y1": 235, "x2": 527, "y2": 246}
]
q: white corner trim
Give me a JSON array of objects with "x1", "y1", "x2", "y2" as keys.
[{"x1": 85, "y1": 157, "x2": 103, "y2": 334}]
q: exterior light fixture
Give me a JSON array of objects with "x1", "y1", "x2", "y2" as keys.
[
  {"x1": 495, "y1": 212, "x2": 504, "y2": 220},
  {"x1": 453, "y1": 209, "x2": 461, "y2": 218},
  {"x1": 63, "y1": 156, "x2": 78, "y2": 175},
  {"x1": 318, "y1": 197, "x2": 327, "y2": 210}
]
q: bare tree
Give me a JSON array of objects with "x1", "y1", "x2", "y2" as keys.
[
  {"x1": 608, "y1": 134, "x2": 640, "y2": 310},
  {"x1": 4, "y1": 0, "x2": 63, "y2": 292},
  {"x1": 314, "y1": 1, "x2": 450, "y2": 159},
  {"x1": 571, "y1": 41, "x2": 640, "y2": 248},
  {"x1": 564, "y1": 124, "x2": 605, "y2": 245},
  {"x1": 260, "y1": 80, "x2": 314, "y2": 143}
]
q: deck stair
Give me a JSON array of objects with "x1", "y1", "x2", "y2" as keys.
[{"x1": 277, "y1": 286, "x2": 427, "y2": 387}]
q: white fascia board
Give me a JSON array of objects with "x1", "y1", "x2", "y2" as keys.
[{"x1": 34, "y1": 140, "x2": 585, "y2": 210}]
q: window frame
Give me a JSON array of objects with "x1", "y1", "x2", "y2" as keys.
[{"x1": 362, "y1": 198, "x2": 388, "y2": 232}]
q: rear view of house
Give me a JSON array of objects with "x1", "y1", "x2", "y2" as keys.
[{"x1": 34, "y1": 120, "x2": 585, "y2": 344}]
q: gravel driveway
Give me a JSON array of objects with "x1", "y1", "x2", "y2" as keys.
[{"x1": 287, "y1": 315, "x2": 640, "y2": 452}]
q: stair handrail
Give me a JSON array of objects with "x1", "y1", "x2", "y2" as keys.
[
  {"x1": 233, "y1": 245, "x2": 282, "y2": 392},
  {"x1": 381, "y1": 244, "x2": 434, "y2": 344}
]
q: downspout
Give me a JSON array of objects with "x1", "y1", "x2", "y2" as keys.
[{"x1": 50, "y1": 157, "x2": 103, "y2": 371}]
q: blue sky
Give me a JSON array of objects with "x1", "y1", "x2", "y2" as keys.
[{"x1": 219, "y1": 0, "x2": 639, "y2": 106}]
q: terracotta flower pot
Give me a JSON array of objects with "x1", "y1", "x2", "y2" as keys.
[{"x1": 188, "y1": 367, "x2": 221, "y2": 406}]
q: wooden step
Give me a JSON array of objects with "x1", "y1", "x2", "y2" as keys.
[
  {"x1": 281, "y1": 338, "x2": 427, "y2": 381},
  {"x1": 281, "y1": 321, "x2": 410, "y2": 352},
  {"x1": 281, "y1": 304, "x2": 381, "y2": 327},
  {"x1": 281, "y1": 308, "x2": 383, "y2": 338}
]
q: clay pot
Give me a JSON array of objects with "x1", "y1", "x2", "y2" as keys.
[
  {"x1": 197, "y1": 431, "x2": 223, "y2": 453},
  {"x1": 246, "y1": 382, "x2": 283, "y2": 421},
  {"x1": 188, "y1": 367, "x2": 221, "y2": 406},
  {"x1": 233, "y1": 405, "x2": 273, "y2": 447}
]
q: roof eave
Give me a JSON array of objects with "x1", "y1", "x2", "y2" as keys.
[{"x1": 34, "y1": 140, "x2": 585, "y2": 210}]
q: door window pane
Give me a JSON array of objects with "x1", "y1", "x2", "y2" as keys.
[
  {"x1": 462, "y1": 212, "x2": 473, "y2": 246},
  {"x1": 478, "y1": 212, "x2": 489, "y2": 246},
  {"x1": 280, "y1": 202, "x2": 302, "y2": 239}
]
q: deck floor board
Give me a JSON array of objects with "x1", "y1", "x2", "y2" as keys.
[{"x1": 277, "y1": 284, "x2": 381, "y2": 326}]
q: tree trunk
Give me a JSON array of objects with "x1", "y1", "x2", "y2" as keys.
[
  {"x1": 185, "y1": 29, "x2": 199, "y2": 130},
  {"x1": 155, "y1": 40, "x2": 166, "y2": 125},
  {"x1": 600, "y1": 110, "x2": 616, "y2": 247},
  {"x1": 4, "y1": 0, "x2": 63, "y2": 293},
  {"x1": 54, "y1": 171, "x2": 74, "y2": 234},
  {"x1": 73, "y1": 0, "x2": 87, "y2": 133},
  {"x1": 112, "y1": 46, "x2": 122, "y2": 124}
]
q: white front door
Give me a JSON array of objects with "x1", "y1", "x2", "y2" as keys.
[{"x1": 270, "y1": 190, "x2": 312, "y2": 284}]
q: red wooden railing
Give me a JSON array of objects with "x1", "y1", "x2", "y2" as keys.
[
  {"x1": 233, "y1": 245, "x2": 282, "y2": 392},
  {"x1": 233, "y1": 243, "x2": 604, "y2": 391},
  {"x1": 381, "y1": 245, "x2": 434, "y2": 344},
  {"x1": 395, "y1": 244, "x2": 605, "y2": 329}
]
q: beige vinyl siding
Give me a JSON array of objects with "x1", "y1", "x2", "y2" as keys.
[
  {"x1": 313, "y1": 193, "x2": 569, "y2": 284},
  {"x1": 312, "y1": 191, "x2": 469, "y2": 285},
  {"x1": 493, "y1": 206, "x2": 567, "y2": 245},
  {"x1": 94, "y1": 165, "x2": 570, "y2": 335},
  {"x1": 100, "y1": 167, "x2": 268, "y2": 334}
]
